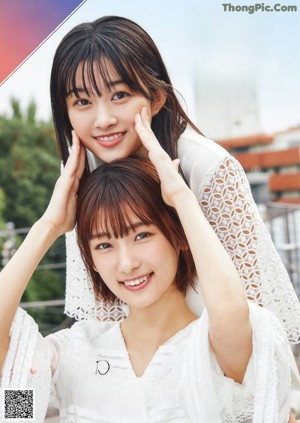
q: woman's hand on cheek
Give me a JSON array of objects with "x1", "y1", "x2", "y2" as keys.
[
  {"x1": 135, "y1": 108, "x2": 190, "y2": 207},
  {"x1": 70, "y1": 130, "x2": 83, "y2": 150},
  {"x1": 40, "y1": 131, "x2": 86, "y2": 237}
]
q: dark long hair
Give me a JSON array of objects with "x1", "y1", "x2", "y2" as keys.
[
  {"x1": 50, "y1": 15, "x2": 201, "y2": 167},
  {"x1": 76, "y1": 158, "x2": 197, "y2": 303}
]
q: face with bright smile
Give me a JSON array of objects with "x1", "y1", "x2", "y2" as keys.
[
  {"x1": 66, "y1": 61, "x2": 164, "y2": 163},
  {"x1": 89, "y1": 217, "x2": 180, "y2": 310}
]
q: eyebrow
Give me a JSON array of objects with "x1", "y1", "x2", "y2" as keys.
[
  {"x1": 66, "y1": 79, "x2": 125, "y2": 97},
  {"x1": 90, "y1": 222, "x2": 150, "y2": 241}
]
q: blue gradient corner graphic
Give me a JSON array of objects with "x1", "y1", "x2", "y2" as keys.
[{"x1": 0, "y1": 0, "x2": 87, "y2": 86}]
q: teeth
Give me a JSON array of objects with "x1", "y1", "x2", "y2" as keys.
[
  {"x1": 123, "y1": 274, "x2": 149, "y2": 287},
  {"x1": 98, "y1": 133, "x2": 123, "y2": 142}
]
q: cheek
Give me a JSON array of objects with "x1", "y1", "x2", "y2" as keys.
[
  {"x1": 150, "y1": 242, "x2": 178, "y2": 269},
  {"x1": 128, "y1": 99, "x2": 152, "y2": 121},
  {"x1": 67, "y1": 108, "x2": 76, "y2": 125},
  {"x1": 92, "y1": 254, "x2": 116, "y2": 281},
  {"x1": 68, "y1": 111, "x2": 88, "y2": 134},
  {"x1": 91, "y1": 253, "x2": 105, "y2": 271}
]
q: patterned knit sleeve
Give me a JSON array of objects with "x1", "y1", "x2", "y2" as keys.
[{"x1": 197, "y1": 155, "x2": 300, "y2": 343}]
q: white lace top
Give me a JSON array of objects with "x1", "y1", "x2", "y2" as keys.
[
  {"x1": 0, "y1": 303, "x2": 291, "y2": 422},
  {"x1": 64, "y1": 127, "x2": 300, "y2": 344}
]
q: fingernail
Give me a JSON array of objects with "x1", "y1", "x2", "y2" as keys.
[{"x1": 68, "y1": 131, "x2": 74, "y2": 153}]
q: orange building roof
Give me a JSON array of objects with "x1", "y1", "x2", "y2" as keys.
[
  {"x1": 234, "y1": 147, "x2": 300, "y2": 171},
  {"x1": 269, "y1": 172, "x2": 300, "y2": 192},
  {"x1": 274, "y1": 197, "x2": 300, "y2": 205},
  {"x1": 217, "y1": 134, "x2": 274, "y2": 149}
]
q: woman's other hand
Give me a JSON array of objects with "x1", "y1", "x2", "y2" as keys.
[
  {"x1": 135, "y1": 107, "x2": 190, "y2": 207},
  {"x1": 40, "y1": 131, "x2": 85, "y2": 237}
]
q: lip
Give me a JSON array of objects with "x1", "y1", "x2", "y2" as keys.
[
  {"x1": 120, "y1": 273, "x2": 153, "y2": 291},
  {"x1": 93, "y1": 131, "x2": 126, "y2": 148}
]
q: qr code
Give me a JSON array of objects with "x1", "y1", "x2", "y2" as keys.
[{"x1": 2, "y1": 389, "x2": 34, "y2": 421}]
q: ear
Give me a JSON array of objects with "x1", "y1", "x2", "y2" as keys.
[{"x1": 151, "y1": 90, "x2": 167, "y2": 117}]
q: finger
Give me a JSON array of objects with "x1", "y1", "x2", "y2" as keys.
[
  {"x1": 173, "y1": 158, "x2": 180, "y2": 172},
  {"x1": 135, "y1": 114, "x2": 152, "y2": 150},
  {"x1": 135, "y1": 112, "x2": 161, "y2": 152},
  {"x1": 135, "y1": 108, "x2": 154, "y2": 134},
  {"x1": 140, "y1": 107, "x2": 152, "y2": 130},
  {"x1": 139, "y1": 107, "x2": 159, "y2": 140},
  {"x1": 77, "y1": 144, "x2": 86, "y2": 177},
  {"x1": 63, "y1": 132, "x2": 82, "y2": 175},
  {"x1": 72, "y1": 146, "x2": 86, "y2": 193},
  {"x1": 70, "y1": 131, "x2": 80, "y2": 154},
  {"x1": 72, "y1": 131, "x2": 85, "y2": 174}
]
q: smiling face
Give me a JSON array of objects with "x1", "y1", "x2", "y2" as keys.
[
  {"x1": 66, "y1": 60, "x2": 164, "y2": 163},
  {"x1": 89, "y1": 217, "x2": 180, "y2": 309},
  {"x1": 51, "y1": 16, "x2": 188, "y2": 166},
  {"x1": 76, "y1": 158, "x2": 197, "y2": 303}
]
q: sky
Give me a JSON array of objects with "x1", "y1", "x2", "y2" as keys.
[{"x1": 0, "y1": 0, "x2": 299, "y2": 139}]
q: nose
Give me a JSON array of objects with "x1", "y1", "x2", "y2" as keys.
[
  {"x1": 94, "y1": 102, "x2": 117, "y2": 129},
  {"x1": 117, "y1": 245, "x2": 140, "y2": 275}
]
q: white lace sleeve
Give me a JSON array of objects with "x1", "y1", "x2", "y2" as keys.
[
  {"x1": 64, "y1": 229, "x2": 126, "y2": 321},
  {"x1": 64, "y1": 229, "x2": 97, "y2": 320},
  {"x1": 198, "y1": 155, "x2": 300, "y2": 343},
  {"x1": 0, "y1": 308, "x2": 52, "y2": 423},
  {"x1": 180, "y1": 302, "x2": 291, "y2": 422}
]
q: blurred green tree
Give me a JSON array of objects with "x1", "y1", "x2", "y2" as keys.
[
  {"x1": 0, "y1": 98, "x2": 59, "y2": 226},
  {"x1": 0, "y1": 99, "x2": 67, "y2": 332},
  {"x1": 0, "y1": 188, "x2": 6, "y2": 227}
]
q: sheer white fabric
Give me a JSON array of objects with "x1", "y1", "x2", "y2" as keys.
[
  {"x1": 0, "y1": 309, "x2": 52, "y2": 423},
  {"x1": 64, "y1": 127, "x2": 300, "y2": 345},
  {"x1": 181, "y1": 302, "x2": 290, "y2": 422},
  {"x1": 0, "y1": 303, "x2": 291, "y2": 422}
]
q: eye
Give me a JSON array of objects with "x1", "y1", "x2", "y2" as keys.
[
  {"x1": 112, "y1": 91, "x2": 128, "y2": 101},
  {"x1": 96, "y1": 242, "x2": 112, "y2": 250},
  {"x1": 135, "y1": 232, "x2": 150, "y2": 241},
  {"x1": 74, "y1": 98, "x2": 91, "y2": 106}
]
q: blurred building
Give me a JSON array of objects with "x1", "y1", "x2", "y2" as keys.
[
  {"x1": 194, "y1": 60, "x2": 262, "y2": 139},
  {"x1": 217, "y1": 127, "x2": 300, "y2": 205}
]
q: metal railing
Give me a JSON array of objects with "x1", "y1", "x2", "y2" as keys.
[{"x1": 266, "y1": 202, "x2": 300, "y2": 298}]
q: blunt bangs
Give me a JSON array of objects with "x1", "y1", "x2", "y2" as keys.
[
  {"x1": 77, "y1": 159, "x2": 175, "y2": 244},
  {"x1": 62, "y1": 37, "x2": 152, "y2": 101}
]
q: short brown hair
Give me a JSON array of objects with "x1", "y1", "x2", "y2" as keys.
[{"x1": 76, "y1": 158, "x2": 196, "y2": 303}]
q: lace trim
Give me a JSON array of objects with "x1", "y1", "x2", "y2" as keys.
[
  {"x1": 64, "y1": 229, "x2": 126, "y2": 321},
  {"x1": 198, "y1": 156, "x2": 300, "y2": 343}
]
